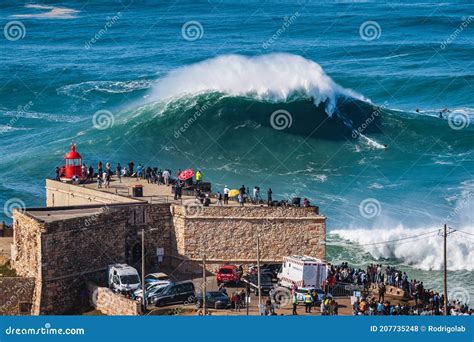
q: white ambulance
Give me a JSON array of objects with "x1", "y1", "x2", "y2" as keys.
[
  {"x1": 108, "y1": 264, "x2": 141, "y2": 293},
  {"x1": 277, "y1": 255, "x2": 327, "y2": 290}
]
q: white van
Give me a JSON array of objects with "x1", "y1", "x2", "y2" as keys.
[
  {"x1": 277, "y1": 255, "x2": 327, "y2": 289},
  {"x1": 108, "y1": 264, "x2": 141, "y2": 292}
]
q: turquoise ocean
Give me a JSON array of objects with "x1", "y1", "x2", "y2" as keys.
[{"x1": 0, "y1": 1, "x2": 473, "y2": 301}]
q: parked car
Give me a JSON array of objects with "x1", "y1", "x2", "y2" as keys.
[
  {"x1": 154, "y1": 281, "x2": 196, "y2": 307},
  {"x1": 216, "y1": 264, "x2": 242, "y2": 285},
  {"x1": 133, "y1": 282, "x2": 168, "y2": 305},
  {"x1": 246, "y1": 274, "x2": 273, "y2": 295},
  {"x1": 144, "y1": 272, "x2": 171, "y2": 287},
  {"x1": 261, "y1": 263, "x2": 282, "y2": 281},
  {"x1": 295, "y1": 287, "x2": 332, "y2": 305},
  {"x1": 196, "y1": 291, "x2": 231, "y2": 309},
  {"x1": 260, "y1": 269, "x2": 277, "y2": 282}
]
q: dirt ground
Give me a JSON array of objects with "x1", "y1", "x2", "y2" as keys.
[{"x1": 146, "y1": 274, "x2": 353, "y2": 316}]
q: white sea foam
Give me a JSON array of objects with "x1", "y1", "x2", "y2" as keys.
[
  {"x1": 58, "y1": 80, "x2": 152, "y2": 98},
  {"x1": 11, "y1": 4, "x2": 79, "y2": 19},
  {"x1": 0, "y1": 125, "x2": 29, "y2": 134},
  {"x1": 353, "y1": 130, "x2": 386, "y2": 149},
  {"x1": 147, "y1": 54, "x2": 369, "y2": 116},
  {"x1": 331, "y1": 224, "x2": 474, "y2": 271},
  {"x1": 0, "y1": 110, "x2": 81, "y2": 123}
]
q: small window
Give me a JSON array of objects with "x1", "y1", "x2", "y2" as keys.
[
  {"x1": 66, "y1": 159, "x2": 81, "y2": 166},
  {"x1": 19, "y1": 302, "x2": 32, "y2": 314},
  {"x1": 183, "y1": 283, "x2": 194, "y2": 292},
  {"x1": 167, "y1": 285, "x2": 179, "y2": 295}
]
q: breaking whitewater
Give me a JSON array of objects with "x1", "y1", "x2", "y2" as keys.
[{"x1": 5, "y1": 53, "x2": 474, "y2": 299}]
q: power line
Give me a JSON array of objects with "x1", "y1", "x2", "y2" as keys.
[
  {"x1": 356, "y1": 229, "x2": 439, "y2": 246},
  {"x1": 452, "y1": 229, "x2": 474, "y2": 237}
]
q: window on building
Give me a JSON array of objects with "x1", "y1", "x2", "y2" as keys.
[{"x1": 19, "y1": 302, "x2": 32, "y2": 314}]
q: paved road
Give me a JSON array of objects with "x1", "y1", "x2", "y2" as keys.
[{"x1": 145, "y1": 274, "x2": 352, "y2": 316}]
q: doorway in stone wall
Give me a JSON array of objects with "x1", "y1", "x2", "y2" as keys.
[{"x1": 131, "y1": 243, "x2": 142, "y2": 269}]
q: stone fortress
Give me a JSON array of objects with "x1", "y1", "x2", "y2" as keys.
[{"x1": 8, "y1": 178, "x2": 326, "y2": 315}]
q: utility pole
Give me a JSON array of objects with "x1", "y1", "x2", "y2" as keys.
[
  {"x1": 141, "y1": 228, "x2": 146, "y2": 312},
  {"x1": 202, "y1": 254, "x2": 206, "y2": 315},
  {"x1": 257, "y1": 234, "x2": 262, "y2": 314},
  {"x1": 443, "y1": 224, "x2": 448, "y2": 316},
  {"x1": 246, "y1": 282, "x2": 250, "y2": 316}
]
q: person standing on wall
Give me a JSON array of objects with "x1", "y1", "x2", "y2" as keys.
[
  {"x1": 223, "y1": 185, "x2": 230, "y2": 204},
  {"x1": 238, "y1": 193, "x2": 244, "y2": 207},
  {"x1": 97, "y1": 161, "x2": 103, "y2": 176},
  {"x1": 116, "y1": 163, "x2": 122, "y2": 183},
  {"x1": 88, "y1": 165, "x2": 94, "y2": 181},
  {"x1": 267, "y1": 188, "x2": 273, "y2": 206},
  {"x1": 162, "y1": 169, "x2": 170, "y2": 186},
  {"x1": 195, "y1": 169, "x2": 202, "y2": 186}
]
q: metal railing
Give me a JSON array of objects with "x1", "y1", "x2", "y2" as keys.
[{"x1": 328, "y1": 283, "x2": 365, "y2": 297}]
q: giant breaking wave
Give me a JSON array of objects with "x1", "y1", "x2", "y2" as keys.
[{"x1": 145, "y1": 53, "x2": 369, "y2": 116}]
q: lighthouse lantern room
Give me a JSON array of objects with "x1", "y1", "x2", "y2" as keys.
[{"x1": 62, "y1": 144, "x2": 84, "y2": 180}]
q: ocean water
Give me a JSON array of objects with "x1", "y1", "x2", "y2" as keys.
[{"x1": 0, "y1": 1, "x2": 473, "y2": 301}]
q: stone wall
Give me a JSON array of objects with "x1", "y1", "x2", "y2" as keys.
[
  {"x1": 11, "y1": 211, "x2": 43, "y2": 279},
  {"x1": 11, "y1": 184, "x2": 326, "y2": 314},
  {"x1": 0, "y1": 277, "x2": 35, "y2": 315},
  {"x1": 12, "y1": 202, "x2": 174, "y2": 314},
  {"x1": 45, "y1": 179, "x2": 142, "y2": 207},
  {"x1": 126, "y1": 203, "x2": 176, "y2": 272},
  {"x1": 87, "y1": 282, "x2": 141, "y2": 315},
  {"x1": 172, "y1": 205, "x2": 326, "y2": 273}
]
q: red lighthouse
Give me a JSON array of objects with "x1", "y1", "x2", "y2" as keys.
[{"x1": 62, "y1": 144, "x2": 84, "y2": 180}]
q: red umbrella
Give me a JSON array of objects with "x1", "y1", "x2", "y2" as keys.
[{"x1": 178, "y1": 169, "x2": 194, "y2": 181}]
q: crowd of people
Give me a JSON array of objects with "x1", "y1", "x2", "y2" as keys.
[
  {"x1": 353, "y1": 296, "x2": 472, "y2": 316},
  {"x1": 56, "y1": 160, "x2": 316, "y2": 209},
  {"x1": 217, "y1": 184, "x2": 312, "y2": 208},
  {"x1": 56, "y1": 160, "x2": 177, "y2": 187},
  {"x1": 326, "y1": 262, "x2": 472, "y2": 316}
]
